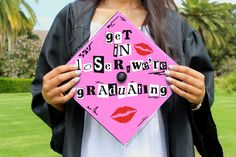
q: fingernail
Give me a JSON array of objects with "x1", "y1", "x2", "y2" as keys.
[
  {"x1": 73, "y1": 64, "x2": 78, "y2": 69},
  {"x1": 165, "y1": 70, "x2": 170, "y2": 76},
  {"x1": 170, "y1": 85, "x2": 175, "y2": 90},
  {"x1": 168, "y1": 65, "x2": 174, "y2": 70},
  {"x1": 72, "y1": 87, "x2": 77, "y2": 92},
  {"x1": 75, "y1": 70, "x2": 81, "y2": 76},
  {"x1": 74, "y1": 77, "x2": 80, "y2": 82},
  {"x1": 166, "y1": 77, "x2": 172, "y2": 82}
]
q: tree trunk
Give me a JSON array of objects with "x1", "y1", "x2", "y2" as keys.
[
  {"x1": 7, "y1": 31, "x2": 12, "y2": 52},
  {"x1": 0, "y1": 34, "x2": 2, "y2": 53},
  {"x1": 3, "y1": 34, "x2": 6, "y2": 46}
]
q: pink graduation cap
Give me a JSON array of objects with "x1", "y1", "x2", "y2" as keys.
[{"x1": 67, "y1": 12, "x2": 176, "y2": 144}]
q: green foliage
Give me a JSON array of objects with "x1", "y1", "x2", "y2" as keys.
[
  {"x1": 209, "y1": 4, "x2": 236, "y2": 75},
  {"x1": 180, "y1": 0, "x2": 234, "y2": 48},
  {"x1": 215, "y1": 57, "x2": 236, "y2": 76},
  {"x1": 0, "y1": 77, "x2": 33, "y2": 93},
  {"x1": 0, "y1": 34, "x2": 40, "y2": 78},
  {"x1": 26, "y1": 31, "x2": 39, "y2": 40},
  {"x1": 0, "y1": 0, "x2": 38, "y2": 51},
  {"x1": 180, "y1": 1, "x2": 236, "y2": 76},
  {"x1": 215, "y1": 70, "x2": 236, "y2": 93}
]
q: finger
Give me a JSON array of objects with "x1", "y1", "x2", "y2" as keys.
[
  {"x1": 43, "y1": 64, "x2": 77, "y2": 81},
  {"x1": 54, "y1": 87, "x2": 77, "y2": 104},
  {"x1": 168, "y1": 65, "x2": 205, "y2": 81},
  {"x1": 170, "y1": 85, "x2": 198, "y2": 104},
  {"x1": 48, "y1": 77, "x2": 80, "y2": 98},
  {"x1": 47, "y1": 70, "x2": 81, "y2": 88},
  {"x1": 165, "y1": 70, "x2": 203, "y2": 89},
  {"x1": 166, "y1": 77, "x2": 202, "y2": 96}
]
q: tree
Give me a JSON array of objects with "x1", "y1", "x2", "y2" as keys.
[
  {"x1": 180, "y1": 0, "x2": 236, "y2": 75},
  {"x1": 211, "y1": 4, "x2": 236, "y2": 75},
  {"x1": 0, "y1": 0, "x2": 37, "y2": 51},
  {"x1": 180, "y1": 0, "x2": 233, "y2": 48}
]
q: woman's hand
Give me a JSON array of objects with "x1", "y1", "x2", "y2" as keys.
[
  {"x1": 42, "y1": 64, "x2": 81, "y2": 112},
  {"x1": 165, "y1": 65, "x2": 205, "y2": 106}
]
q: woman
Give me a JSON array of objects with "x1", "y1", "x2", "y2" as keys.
[{"x1": 31, "y1": 0, "x2": 223, "y2": 156}]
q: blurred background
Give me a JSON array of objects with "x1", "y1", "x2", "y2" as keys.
[{"x1": 0, "y1": 0, "x2": 235, "y2": 156}]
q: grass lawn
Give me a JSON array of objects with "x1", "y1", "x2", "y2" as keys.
[
  {"x1": 0, "y1": 92, "x2": 235, "y2": 157},
  {"x1": 211, "y1": 91, "x2": 236, "y2": 157},
  {"x1": 0, "y1": 93, "x2": 59, "y2": 157}
]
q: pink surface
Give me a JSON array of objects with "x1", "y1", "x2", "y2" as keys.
[{"x1": 67, "y1": 12, "x2": 176, "y2": 144}]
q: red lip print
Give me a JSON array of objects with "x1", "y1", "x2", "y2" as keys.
[
  {"x1": 111, "y1": 106, "x2": 137, "y2": 123},
  {"x1": 134, "y1": 43, "x2": 153, "y2": 56}
]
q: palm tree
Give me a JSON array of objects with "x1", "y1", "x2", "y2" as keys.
[
  {"x1": 180, "y1": 0, "x2": 233, "y2": 48},
  {"x1": 0, "y1": 0, "x2": 17, "y2": 51},
  {"x1": 0, "y1": 0, "x2": 37, "y2": 51}
]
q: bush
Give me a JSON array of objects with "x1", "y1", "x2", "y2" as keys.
[
  {"x1": 215, "y1": 70, "x2": 236, "y2": 93},
  {"x1": 0, "y1": 34, "x2": 40, "y2": 78},
  {"x1": 215, "y1": 57, "x2": 236, "y2": 76},
  {"x1": 0, "y1": 77, "x2": 33, "y2": 93}
]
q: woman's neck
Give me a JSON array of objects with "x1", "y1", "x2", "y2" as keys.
[
  {"x1": 94, "y1": 0, "x2": 146, "y2": 28},
  {"x1": 102, "y1": 0, "x2": 142, "y2": 10}
]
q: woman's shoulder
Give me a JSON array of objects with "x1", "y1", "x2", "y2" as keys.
[
  {"x1": 57, "y1": 0, "x2": 88, "y2": 15},
  {"x1": 165, "y1": 10, "x2": 193, "y2": 37},
  {"x1": 54, "y1": 0, "x2": 92, "y2": 29},
  {"x1": 166, "y1": 10, "x2": 183, "y2": 22}
]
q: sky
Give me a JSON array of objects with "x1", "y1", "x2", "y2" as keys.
[{"x1": 26, "y1": 0, "x2": 236, "y2": 30}]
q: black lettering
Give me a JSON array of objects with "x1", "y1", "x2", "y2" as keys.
[
  {"x1": 160, "y1": 86, "x2": 167, "y2": 96},
  {"x1": 131, "y1": 61, "x2": 143, "y2": 70},
  {"x1": 153, "y1": 60, "x2": 159, "y2": 70},
  {"x1": 98, "y1": 85, "x2": 108, "y2": 95},
  {"x1": 127, "y1": 84, "x2": 136, "y2": 95},
  {"x1": 126, "y1": 65, "x2": 131, "y2": 73},
  {"x1": 118, "y1": 87, "x2": 126, "y2": 95},
  {"x1": 108, "y1": 83, "x2": 117, "y2": 96},
  {"x1": 105, "y1": 63, "x2": 111, "y2": 71},
  {"x1": 76, "y1": 59, "x2": 82, "y2": 70},
  {"x1": 160, "y1": 61, "x2": 167, "y2": 70},
  {"x1": 87, "y1": 86, "x2": 96, "y2": 95},
  {"x1": 138, "y1": 84, "x2": 142, "y2": 94},
  {"x1": 113, "y1": 44, "x2": 118, "y2": 57},
  {"x1": 142, "y1": 62, "x2": 149, "y2": 70},
  {"x1": 77, "y1": 88, "x2": 84, "y2": 99},
  {"x1": 106, "y1": 32, "x2": 113, "y2": 43},
  {"x1": 150, "y1": 86, "x2": 158, "y2": 95},
  {"x1": 122, "y1": 30, "x2": 132, "y2": 40},
  {"x1": 119, "y1": 44, "x2": 131, "y2": 56},
  {"x1": 115, "y1": 33, "x2": 121, "y2": 41},
  {"x1": 143, "y1": 85, "x2": 148, "y2": 94},
  {"x1": 114, "y1": 59, "x2": 124, "y2": 70}
]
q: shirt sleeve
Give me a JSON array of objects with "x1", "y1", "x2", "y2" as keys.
[
  {"x1": 183, "y1": 26, "x2": 223, "y2": 156},
  {"x1": 31, "y1": 4, "x2": 72, "y2": 154},
  {"x1": 183, "y1": 29, "x2": 214, "y2": 108}
]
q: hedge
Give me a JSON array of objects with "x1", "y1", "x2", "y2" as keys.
[
  {"x1": 215, "y1": 71, "x2": 236, "y2": 93},
  {"x1": 0, "y1": 77, "x2": 33, "y2": 93}
]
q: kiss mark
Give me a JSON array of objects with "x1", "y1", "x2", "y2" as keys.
[
  {"x1": 134, "y1": 43, "x2": 153, "y2": 56},
  {"x1": 111, "y1": 106, "x2": 137, "y2": 123}
]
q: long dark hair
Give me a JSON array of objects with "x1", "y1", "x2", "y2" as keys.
[
  {"x1": 142, "y1": 0, "x2": 178, "y2": 53},
  {"x1": 79, "y1": 0, "x2": 178, "y2": 53}
]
